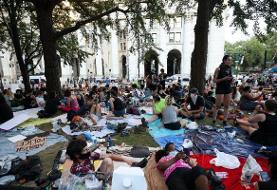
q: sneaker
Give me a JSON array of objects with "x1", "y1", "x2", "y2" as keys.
[{"x1": 206, "y1": 169, "x2": 226, "y2": 190}]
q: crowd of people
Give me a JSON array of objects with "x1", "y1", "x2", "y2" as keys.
[{"x1": 0, "y1": 55, "x2": 277, "y2": 190}]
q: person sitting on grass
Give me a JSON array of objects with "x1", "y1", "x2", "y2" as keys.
[
  {"x1": 108, "y1": 86, "x2": 126, "y2": 117},
  {"x1": 236, "y1": 100, "x2": 277, "y2": 146},
  {"x1": 37, "y1": 92, "x2": 59, "y2": 118},
  {"x1": 254, "y1": 154, "x2": 277, "y2": 190},
  {"x1": 179, "y1": 88, "x2": 205, "y2": 121},
  {"x1": 155, "y1": 148, "x2": 209, "y2": 190},
  {"x1": 239, "y1": 86, "x2": 263, "y2": 111},
  {"x1": 141, "y1": 95, "x2": 166, "y2": 125},
  {"x1": 59, "y1": 89, "x2": 80, "y2": 112},
  {"x1": 66, "y1": 139, "x2": 147, "y2": 176},
  {"x1": 162, "y1": 96, "x2": 186, "y2": 130}
]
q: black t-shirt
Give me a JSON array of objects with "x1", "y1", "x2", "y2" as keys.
[
  {"x1": 113, "y1": 97, "x2": 125, "y2": 111},
  {"x1": 186, "y1": 96, "x2": 205, "y2": 111},
  {"x1": 216, "y1": 64, "x2": 232, "y2": 91}
]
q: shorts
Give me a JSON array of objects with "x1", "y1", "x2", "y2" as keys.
[
  {"x1": 164, "y1": 122, "x2": 181, "y2": 130},
  {"x1": 166, "y1": 166, "x2": 206, "y2": 190},
  {"x1": 216, "y1": 87, "x2": 232, "y2": 95}
]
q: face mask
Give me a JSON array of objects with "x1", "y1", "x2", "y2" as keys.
[
  {"x1": 169, "y1": 151, "x2": 178, "y2": 157},
  {"x1": 190, "y1": 94, "x2": 197, "y2": 103},
  {"x1": 79, "y1": 152, "x2": 90, "y2": 160}
]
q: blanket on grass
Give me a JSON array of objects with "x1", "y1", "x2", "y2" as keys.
[{"x1": 144, "y1": 153, "x2": 269, "y2": 190}]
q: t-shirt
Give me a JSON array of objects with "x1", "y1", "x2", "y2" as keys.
[
  {"x1": 158, "y1": 155, "x2": 191, "y2": 180},
  {"x1": 70, "y1": 152, "x2": 100, "y2": 176},
  {"x1": 186, "y1": 96, "x2": 205, "y2": 111},
  {"x1": 216, "y1": 64, "x2": 233, "y2": 91},
  {"x1": 162, "y1": 105, "x2": 178, "y2": 124},
  {"x1": 154, "y1": 99, "x2": 166, "y2": 113}
]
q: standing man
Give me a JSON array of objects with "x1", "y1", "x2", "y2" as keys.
[
  {"x1": 159, "y1": 68, "x2": 167, "y2": 90},
  {"x1": 212, "y1": 55, "x2": 233, "y2": 126}
]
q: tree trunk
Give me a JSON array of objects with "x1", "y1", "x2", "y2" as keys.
[
  {"x1": 35, "y1": 3, "x2": 61, "y2": 95},
  {"x1": 10, "y1": 21, "x2": 31, "y2": 92},
  {"x1": 190, "y1": 0, "x2": 210, "y2": 94}
]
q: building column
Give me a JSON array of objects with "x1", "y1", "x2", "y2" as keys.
[
  {"x1": 206, "y1": 20, "x2": 225, "y2": 76},
  {"x1": 110, "y1": 30, "x2": 119, "y2": 77},
  {"x1": 182, "y1": 17, "x2": 195, "y2": 76}
]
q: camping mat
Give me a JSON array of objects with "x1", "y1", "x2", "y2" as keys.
[
  {"x1": 13, "y1": 107, "x2": 41, "y2": 119},
  {"x1": 193, "y1": 154, "x2": 269, "y2": 190},
  {"x1": 184, "y1": 126, "x2": 277, "y2": 158}
]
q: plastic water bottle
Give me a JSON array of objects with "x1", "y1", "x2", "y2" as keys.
[{"x1": 107, "y1": 135, "x2": 113, "y2": 148}]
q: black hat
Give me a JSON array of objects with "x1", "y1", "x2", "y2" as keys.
[{"x1": 190, "y1": 88, "x2": 198, "y2": 94}]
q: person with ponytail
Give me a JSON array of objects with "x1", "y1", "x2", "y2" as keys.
[{"x1": 212, "y1": 55, "x2": 234, "y2": 126}]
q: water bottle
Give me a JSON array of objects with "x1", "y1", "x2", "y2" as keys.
[{"x1": 107, "y1": 135, "x2": 113, "y2": 148}]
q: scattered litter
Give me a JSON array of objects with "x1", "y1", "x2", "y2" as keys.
[{"x1": 210, "y1": 149, "x2": 240, "y2": 169}]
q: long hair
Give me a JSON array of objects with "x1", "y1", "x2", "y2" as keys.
[{"x1": 221, "y1": 55, "x2": 231, "y2": 65}]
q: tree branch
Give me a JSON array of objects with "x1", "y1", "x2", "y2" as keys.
[
  {"x1": 55, "y1": 6, "x2": 128, "y2": 38},
  {"x1": 27, "y1": 58, "x2": 40, "y2": 72}
]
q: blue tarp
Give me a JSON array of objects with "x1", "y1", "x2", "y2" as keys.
[
  {"x1": 272, "y1": 67, "x2": 277, "y2": 72},
  {"x1": 147, "y1": 118, "x2": 277, "y2": 157}
]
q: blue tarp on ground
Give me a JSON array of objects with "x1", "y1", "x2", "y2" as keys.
[
  {"x1": 147, "y1": 118, "x2": 277, "y2": 157},
  {"x1": 148, "y1": 118, "x2": 185, "y2": 139},
  {"x1": 154, "y1": 135, "x2": 185, "y2": 149}
]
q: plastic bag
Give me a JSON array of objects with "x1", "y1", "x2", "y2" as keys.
[
  {"x1": 187, "y1": 122, "x2": 198, "y2": 130},
  {"x1": 58, "y1": 172, "x2": 103, "y2": 190},
  {"x1": 241, "y1": 155, "x2": 262, "y2": 183},
  {"x1": 0, "y1": 175, "x2": 15, "y2": 185},
  {"x1": 210, "y1": 149, "x2": 240, "y2": 169}
]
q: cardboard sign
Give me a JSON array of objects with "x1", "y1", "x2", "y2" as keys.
[{"x1": 16, "y1": 136, "x2": 46, "y2": 152}]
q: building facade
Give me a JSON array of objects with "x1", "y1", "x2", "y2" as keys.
[{"x1": 0, "y1": 11, "x2": 226, "y2": 87}]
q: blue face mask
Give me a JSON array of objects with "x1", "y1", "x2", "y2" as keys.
[{"x1": 169, "y1": 151, "x2": 178, "y2": 157}]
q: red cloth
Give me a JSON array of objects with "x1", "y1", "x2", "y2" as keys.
[{"x1": 192, "y1": 154, "x2": 268, "y2": 190}]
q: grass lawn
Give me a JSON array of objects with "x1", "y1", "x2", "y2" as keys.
[{"x1": 113, "y1": 131, "x2": 159, "y2": 147}]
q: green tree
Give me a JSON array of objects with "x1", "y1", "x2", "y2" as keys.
[
  {"x1": 0, "y1": 0, "x2": 34, "y2": 92},
  {"x1": 0, "y1": 0, "x2": 92, "y2": 91},
  {"x1": 171, "y1": 0, "x2": 277, "y2": 93},
  {"x1": 20, "y1": 0, "x2": 167, "y2": 95},
  {"x1": 225, "y1": 33, "x2": 277, "y2": 71}
]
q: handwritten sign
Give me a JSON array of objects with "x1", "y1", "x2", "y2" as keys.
[{"x1": 16, "y1": 136, "x2": 46, "y2": 152}]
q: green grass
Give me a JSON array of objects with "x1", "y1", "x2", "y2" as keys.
[
  {"x1": 113, "y1": 131, "x2": 159, "y2": 147},
  {"x1": 37, "y1": 142, "x2": 68, "y2": 178}
]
